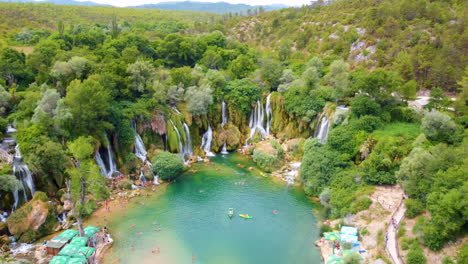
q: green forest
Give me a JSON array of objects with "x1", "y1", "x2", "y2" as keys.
[{"x1": 0, "y1": 0, "x2": 466, "y2": 263}]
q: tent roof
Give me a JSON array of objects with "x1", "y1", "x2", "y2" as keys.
[
  {"x1": 340, "y1": 226, "x2": 358, "y2": 236},
  {"x1": 84, "y1": 226, "x2": 99, "y2": 238},
  {"x1": 48, "y1": 256, "x2": 70, "y2": 264},
  {"x1": 58, "y1": 244, "x2": 81, "y2": 257},
  {"x1": 70, "y1": 236, "x2": 89, "y2": 247}
]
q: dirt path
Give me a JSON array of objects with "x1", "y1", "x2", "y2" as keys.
[{"x1": 385, "y1": 198, "x2": 405, "y2": 264}]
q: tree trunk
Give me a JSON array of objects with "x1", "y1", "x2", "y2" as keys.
[{"x1": 78, "y1": 177, "x2": 86, "y2": 237}]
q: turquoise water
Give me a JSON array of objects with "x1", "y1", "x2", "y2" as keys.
[{"x1": 103, "y1": 153, "x2": 321, "y2": 264}]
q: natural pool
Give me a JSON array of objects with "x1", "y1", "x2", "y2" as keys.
[{"x1": 102, "y1": 153, "x2": 321, "y2": 264}]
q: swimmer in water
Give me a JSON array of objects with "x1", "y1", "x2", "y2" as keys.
[
  {"x1": 130, "y1": 245, "x2": 135, "y2": 251},
  {"x1": 131, "y1": 224, "x2": 135, "y2": 228},
  {"x1": 273, "y1": 210, "x2": 278, "y2": 214}
]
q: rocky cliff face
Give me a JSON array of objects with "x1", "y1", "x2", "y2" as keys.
[{"x1": 6, "y1": 192, "x2": 59, "y2": 243}]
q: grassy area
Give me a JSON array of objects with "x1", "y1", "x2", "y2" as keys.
[{"x1": 373, "y1": 122, "x2": 421, "y2": 141}]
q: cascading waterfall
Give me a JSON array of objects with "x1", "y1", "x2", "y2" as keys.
[
  {"x1": 12, "y1": 144, "x2": 35, "y2": 205},
  {"x1": 201, "y1": 126, "x2": 215, "y2": 157},
  {"x1": 221, "y1": 101, "x2": 228, "y2": 154},
  {"x1": 133, "y1": 123, "x2": 159, "y2": 185},
  {"x1": 12, "y1": 186, "x2": 19, "y2": 210},
  {"x1": 95, "y1": 135, "x2": 120, "y2": 178},
  {"x1": 134, "y1": 132, "x2": 147, "y2": 162},
  {"x1": 265, "y1": 94, "x2": 272, "y2": 135},
  {"x1": 169, "y1": 120, "x2": 184, "y2": 158},
  {"x1": 246, "y1": 94, "x2": 273, "y2": 142},
  {"x1": 182, "y1": 123, "x2": 193, "y2": 157},
  {"x1": 221, "y1": 101, "x2": 228, "y2": 126},
  {"x1": 315, "y1": 115, "x2": 330, "y2": 144}
]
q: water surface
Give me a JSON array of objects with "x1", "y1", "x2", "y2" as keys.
[{"x1": 103, "y1": 153, "x2": 321, "y2": 264}]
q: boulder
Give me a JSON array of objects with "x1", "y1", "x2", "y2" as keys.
[
  {"x1": 6, "y1": 192, "x2": 59, "y2": 243},
  {"x1": 0, "y1": 222, "x2": 9, "y2": 235}
]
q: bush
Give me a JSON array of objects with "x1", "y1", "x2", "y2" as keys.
[
  {"x1": 421, "y1": 110, "x2": 457, "y2": 143},
  {"x1": 252, "y1": 149, "x2": 279, "y2": 172},
  {"x1": 0, "y1": 117, "x2": 7, "y2": 132},
  {"x1": 350, "y1": 196, "x2": 372, "y2": 214},
  {"x1": 351, "y1": 115, "x2": 383, "y2": 132},
  {"x1": 319, "y1": 224, "x2": 332, "y2": 235},
  {"x1": 407, "y1": 241, "x2": 426, "y2": 264},
  {"x1": 456, "y1": 244, "x2": 468, "y2": 264},
  {"x1": 350, "y1": 95, "x2": 381, "y2": 118},
  {"x1": 152, "y1": 152, "x2": 184, "y2": 181},
  {"x1": 405, "y1": 199, "x2": 424, "y2": 218}
]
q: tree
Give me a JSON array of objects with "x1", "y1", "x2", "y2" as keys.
[
  {"x1": 300, "y1": 139, "x2": 349, "y2": 196},
  {"x1": 421, "y1": 110, "x2": 457, "y2": 143},
  {"x1": 127, "y1": 60, "x2": 156, "y2": 93},
  {"x1": 0, "y1": 85, "x2": 12, "y2": 116},
  {"x1": 350, "y1": 95, "x2": 381, "y2": 118},
  {"x1": 0, "y1": 175, "x2": 21, "y2": 193},
  {"x1": 406, "y1": 241, "x2": 426, "y2": 264},
  {"x1": 400, "y1": 80, "x2": 417, "y2": 101},
  {"x1": 152, "y1": 152, "x2": 184, "y2": 181},
  {"x1": 110, "y1": 15, "x2": 120, "y2": 39},
  {"x1": 228, "y1": 55, "x2": 256, "y2": 79},
  {"x1": 185, "y1": 85, "x2": 213, "y2": 116},
  {"x1": 31, "y1": 89, "x2": 61, "y2": 124},
  {"x1": 278, "y1": 40, "x2": 292, "y2": 61},
  {"x1": 428, "y1": 87, "x2": 451, "y2": 110},
  {"x1": 324, "y1": 60, "x2": 350, "y2": 99},
  {"x1": 0, "y1": 48, "x2": 31, "y2": 86},
  {"x1": 224, "y1": 79, "x2": 261, "y2": 115},
  {"x1": 67, "y1": 136, "x2": 108, "y2": 236},
  {"x1": 167, "y1": 84, "x2": 184, "y2": 106},
  {"x1": 260, "y1": 58, "x2": 284, "y2": 89},
  {"x1": 64, "y1": 79, "x2": 111, "y2": 137},
  {"x1": 277, "y1": 69, "x2": 296, "y2": 93}
]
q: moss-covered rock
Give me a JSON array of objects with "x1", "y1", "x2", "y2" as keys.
[
  {"x1": 6, "y1": 192, "x2": 59, "y2": 243},
  {"x1": 0, "y1": 222, "x2": 8, "y2": 236},
  {"x1": 270, "y1": 92, "x2": 312, "y2": 140},
  {"x1": 216, "y1": 123, "x2": 242, "y2": 151}
]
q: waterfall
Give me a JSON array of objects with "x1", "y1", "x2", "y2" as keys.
[
  {"x1": 182, "y1": 123, "x2": 193, "y2": 157},
  {"x1": 12, "y1": 145, "x2": 36, "y2": 203},
  {"x1": 139, "y1": 171, "x2": 147, "y2": 184},
  {"x1": 221, "y1": 100, "x2": 228, "y2": 154},
  {"x1": 246, "y1": 99, "x2": 269, "y2": 142},
  {"x1": 201, "y1": 126, "x2": 215, "y2": 157},
  {"x1": 12, "y1": 186, "x2": 19, "y2": 210},
  {"x1": 6, "y1": 124, "x2": 16, "y2": 134},
  {"x1": 95, "y1": 135, "x2": 120, "y2": 178},
  {"x1": 265, "y1": 94, "x2": 272, "y2": 135},
  {"x1": 169, "y1": 120, "x2": 184, "y2": 158},
  {"x1": 222, "y1": 101, "x2": 228, "y2": 126},
  {"x1": 315, "y1": 116, "x2": 330, "y2": 144},
  {"x1": 153, "y1": 174, "x2": 160, "y2": 185},
  {"x1": 134, "y1": 133, "x2": 147, "y2": 162}
]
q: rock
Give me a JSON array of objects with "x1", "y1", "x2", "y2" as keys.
[
  {"x1": 0, "y1": 222, "x2": 9, "y2": 235},
  {"x1": 63, "y1": 199, "x2": 73, "y2": 211},
  {"x1": 247, "y1": 167, "x2": 254, "y2": 171},
  {"x1": 187, "y1": 156, "x2": 198, "y2": 164},
  {"x1": 0, "y1": 234, "x2": 11, "y2": 245},
  {"x1": 6, "y1": 192, "x2": 60, "y2": 243}
]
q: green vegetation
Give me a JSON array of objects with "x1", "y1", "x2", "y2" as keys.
[
  {"x1": 152, "y1": 152, "x2": 184, "y2": 181},
  {"x1": 0, "y1": 0, "x2": 465, "y2": 258}
]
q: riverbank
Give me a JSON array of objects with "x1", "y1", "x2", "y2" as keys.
[{"x1": 315, "y1": 185, "x2": 404, "y2": 263}]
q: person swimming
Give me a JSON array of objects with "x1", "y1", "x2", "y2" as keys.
[{"x1": 273, "y1": 210, "x2": 278, "y2": 214}]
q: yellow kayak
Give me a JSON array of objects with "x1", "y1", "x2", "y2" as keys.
[{"x1": 239, "y1": 214, "x2": 253, "y2": 219}]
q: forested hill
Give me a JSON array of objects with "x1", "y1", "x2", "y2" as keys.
[
  {"x1": 224, "y1": 0, "x2": 467, "y2": 91},
  {"x1": 0, "y1": 2, "x2": 217, "y2": 35},
  {"x1": 0, "y1": 0, "x2": 110, "y2": 6},
  {"x1": 131, "y1": 1, "x2": 288, "y2": 14}
]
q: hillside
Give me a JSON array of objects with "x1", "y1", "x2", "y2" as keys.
[
  {"x1": 132, "y1": 1, "x2": 288, "y2": 14},
  {"x1": 225, "y1": 0, "x2": 467, "y2": 91},
  {"x1": 0, "y1": 2, "x2": 217, "y2": 36},
  {"x1": 0, "y1": 0, "x2": 110, "y2": 6}
]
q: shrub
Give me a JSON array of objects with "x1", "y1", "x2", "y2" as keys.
[
  {"x1": 152, "y1": 152, "x2": 184, "y2": 181},
  {"x1": 405, "y1": 199, "x2": 424, "y2": 218},
  {"x1": 421, "y1": 110, "x2": 457, "y2": 143},
  {"x1": 350, "y1": 196, "x2": 372, "y2": 214},
  {"x1": 407, "y1": 241, "x2": 426, "y2": 264},
  {"x1": 252, "y1": 149, "x2": 278, "y2": 172},
  {"x1": 350, "y1": 95, "x2": 381, "y2": 118},
  {"x1": 319, "y1": 224, "x2": 332, "y2": 235},
  {"x1": 351, "y1": 115, "x2": 383, "y2": 132}
]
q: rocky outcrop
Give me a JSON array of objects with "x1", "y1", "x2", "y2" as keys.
[{"x1": 6, "y1": 192, "x2": 60, "y2": 243}]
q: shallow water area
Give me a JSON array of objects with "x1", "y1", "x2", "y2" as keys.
[{"x1": 102, "y1": 153, "x2": 321, "y2": 264}]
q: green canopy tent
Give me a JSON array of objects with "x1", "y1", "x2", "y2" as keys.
[
  {"x1": 326, "y1": 254, "x2": 344, "y2": 264},
  {"x1": 324, "y1": 232, "x2": 341, "y2": 241},
  {"x1": 67, "y1": 256, "x2": 87, "y2": 264},
  {"x1": 48, "y1": 256, "x2": 70, "y2": 264},
  {"x1": 58, "y1": 244, "x2": 81, "y2": 257},
  {"x1": 342, "y1": 250, "x2": 364, "y2": 260},
  {"x1": 83, "y1": 226, "x2": 99, "y2": 238},
  {"x1": 70, "y1": 236, "x2": 89, "y2": 247},
  {"x1": 57, "y1": 229, "x2": 79, "y2": 242},
  {"x1": 74, "y1": 247, "x2": 96, "y2": 259}
]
